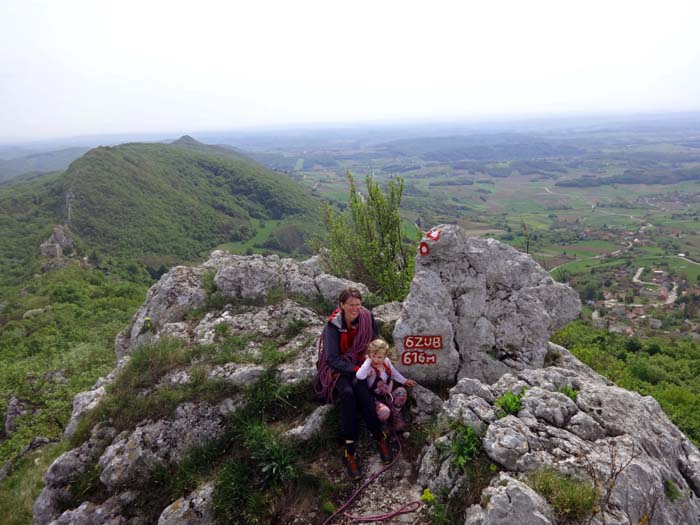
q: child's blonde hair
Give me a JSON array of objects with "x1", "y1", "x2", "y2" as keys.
[{"x1": 367, "y1": 339, "x2": 389, "y2": 357}]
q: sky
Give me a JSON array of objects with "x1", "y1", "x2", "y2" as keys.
[{"x1": 1, "y1": 0, "x2": 700, "y2": 141}]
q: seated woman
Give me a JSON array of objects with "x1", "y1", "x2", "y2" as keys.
[{"x1": 313, "y1": 287, "x2": 392, "y2": 480}]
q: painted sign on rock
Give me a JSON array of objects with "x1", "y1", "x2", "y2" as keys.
[{"x1": 400, "y1": 335, "x2": 442, "y2": 366}]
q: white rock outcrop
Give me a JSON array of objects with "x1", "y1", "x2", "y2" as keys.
[{"x1": 394, "y1": 225, "x2": 581, "y2": 384}]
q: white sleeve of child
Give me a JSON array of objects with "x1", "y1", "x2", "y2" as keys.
[
  {"x1": 386, "y1": 358, "x2": 408, "y2": 384},
  {"x1": 356, "y1": 358, "x2": 373, "y2": 380}
]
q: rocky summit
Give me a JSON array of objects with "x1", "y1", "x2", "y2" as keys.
[
  {"x1": 394, "y1": 224, "x2": 581, "y2": 384},
  {"x1": 33, "y1": 227, "x2": 700, "y2": 524}
]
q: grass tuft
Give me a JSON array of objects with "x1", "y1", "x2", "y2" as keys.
[
  {"x1": 664, "y1": 479, "x2": 682, "y2": 502},
  {"x1": 528, "y1": 468, "x2": 597, "y2": 523},
  {"x1": 559, "y1": 385, "x2": 578, "y2": 402}
]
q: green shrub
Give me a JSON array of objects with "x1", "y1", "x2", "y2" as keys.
[
  {"x1": 421, "y1": 488, "x2": 450, "y2": 525},
  {"x1": 559, "y1": 385, "x2": 578, "y2": 401},
  {"x1": 321, "y1": 173, "x2": 415, "y2": 301},
  {"x1": 207, "y1": 291, "x2": 226, "y2": 310},
  {"x1": 528, "y1": 468, "x2": 597, "y2": 523},
  {"x1": 451, "y1": 423, "x2": 482, "y2": 472},
  {"x1": 664, "y1": 479, "x2": 682, "y2": 502},
  {"x1": 243, "y1": 423, "x2": 298, "y2": 485},
  {"x1": 629, "y1": 360, "x2": 667, "y2": 385},
  {"x1": 213, "y1": 460, "x2": 267, "y2": 524},
  {"x1": 201, "y1": 270, "x2": 217, "y2": 295},
  {"x1": 495, "y1": 391, "x2": 525, "y2": 418}
]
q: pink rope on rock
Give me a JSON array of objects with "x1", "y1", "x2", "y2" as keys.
[{"x1": 323, "y1": 432, "x2": 423, "y2": 525}]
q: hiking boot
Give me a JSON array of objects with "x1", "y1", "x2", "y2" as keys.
[
  {"x1": 377, "y1": 432, "x2": 393, "y2": 464},
  {"x1": 344, "y1": 450, "x2": 362, "y2": 481}
]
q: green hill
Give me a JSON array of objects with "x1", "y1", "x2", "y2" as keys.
[
  {"x1": 0, "y1": 137, "x2": 322, "y2": 293},
  {"x1": 0, "y1": 172, "x2": 66, "y2": 290},
  {"x1": 61, "y1": 138, "x2": 320, "y2": 259},
  {"x1": 0, "y1": 147, "x2": 90, "y2": 183}
]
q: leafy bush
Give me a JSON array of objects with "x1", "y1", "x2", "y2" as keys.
[
  {"x1": 421, "y1": 488, "x2": 450, "y2": 525},
  {"x1": 451, "y1": 423, "x2": 482, "y2": 472},
  {"x1": 495, "y1": 391, "x2": 525, "y2": 418},
  {"x1": 201, "y1": 270, "x2": 217, "y2": 295},
  {"x1": 528, "y1": 468, "x2": 597, "y2": 523},
  {"x1": 321, "y1": 173, "x2": 415, "y2": 301},
  {"x1": 629, "y1": 360, "x2": 667, "y2": 385}
]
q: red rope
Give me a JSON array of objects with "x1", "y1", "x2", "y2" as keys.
[{"x1": 323, "y1": 432, "x2": 422, "y2": 524}]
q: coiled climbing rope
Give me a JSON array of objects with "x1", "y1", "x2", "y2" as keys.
[{"x1": 323, "y1": 432, "x2": 422, "y2": 524}]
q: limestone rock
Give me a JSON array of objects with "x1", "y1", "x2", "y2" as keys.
[
  {"x1": 411, "y1": 384, "x2": 443, "y2": 424},
  {"x1": 483, "y1": 416, "x2": 533, "y2": 470},
  {"x1": 419, "y1": 363, "x2": 700, "y2": 525},
  {"x1": 450, "y1": 377, "x2": 496, "y2": 404},
  {"x1": 206, "y1": 251, "x2": 367, "y2": 305},
  {"x1": 4, "y1": 395, "x2": 24, "y2": 435},
  {"x1": 40, "y1": 225, "x2": 73, "y2": 260},
  {"x1": 63, "y1": 387, "x2": 105, "y2": 439},
  {"x1": 473, "y1": 473, "x2": 555, "y2": 525},
  {"x1": 98, "y1": 401, "x2": 236, "y2": 491},
  {"x1": 214, "y1": 254, "x2": 286, "y2": 300},
  {"x1": 192, "y1": 299, "x2": 320, "y2": 343},
  {"x1": 521, "y1": 387, "x2": 578, "y2": 428},
  {"x1": 394, "y1": 270, "x2": 460, "y2": 383},
  {"x1": 313, "y1": 273, "x2": 369, "y2": 303},
  {"x1": 158, "y1": 482, "x2": 215, "y2": 525},
  {"x1": 64, "y1": 357, "x2": 129, "y2": 439},
  {"x1": 395, "y1": 225, "x2": 580, "y2": 384},
  {"x1": 372, "y1": 301, "x2": 402, "y2": 342},
  {"x1": 283, "y1": 405, "x2": 333, "y2": 442},
  {"x1": 127, "y1": 266, "x2": 208, "y2": 352},
  {"x1": 33, "y1": 424, "x2": 117, "y2": 525},
  {"x1": 52, "y1": 491, "x2": 137, "y2": 525}
]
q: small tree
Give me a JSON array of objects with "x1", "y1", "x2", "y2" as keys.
[{"x1": 321, "y1": 172, "x2": 415, "y2": 301}]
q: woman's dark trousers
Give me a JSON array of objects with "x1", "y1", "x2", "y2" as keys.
[{"x1": 335, "y1": 375, "x2": 381, "y2": 441}]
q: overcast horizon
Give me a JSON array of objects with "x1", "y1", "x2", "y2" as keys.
[{"x1": 2, "y1": 0, "x2": 700, "y2": 143}]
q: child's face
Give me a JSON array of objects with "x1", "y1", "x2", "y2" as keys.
[{"x1": 369, "y1": 351, "x2": 386, "y2": 366}]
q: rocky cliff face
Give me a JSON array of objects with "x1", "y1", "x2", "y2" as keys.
[
  {"x1": 33, "y1": 228, "x2": 700, "y2": 524},
  {"x1": 394, "y1": 225, "x2": 581, "y2": 384}
]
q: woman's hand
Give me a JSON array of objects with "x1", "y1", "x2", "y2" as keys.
[{"x1": 404, "y1": 379, "x2": 417, "y2": 387}]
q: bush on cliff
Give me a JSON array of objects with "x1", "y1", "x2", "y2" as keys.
[{"x1": 321, "y1": 172, "x2": 415, "y2": 301}]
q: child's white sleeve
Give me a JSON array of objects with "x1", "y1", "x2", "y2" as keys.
[
  {"x1": 386, "y1": 358, "x2": 408, "y2": 384},
  {"x1": 356, "y1": 358, "x2": 373, "y2": 380}
]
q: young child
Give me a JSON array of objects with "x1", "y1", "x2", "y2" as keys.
[{"x1": 356, "y1": 339, "x2": 416, "y2": 432}]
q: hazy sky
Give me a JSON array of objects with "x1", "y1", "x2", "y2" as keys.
[{"x1": 1, "y1": 0, "x2": 699, "y2": 141}]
